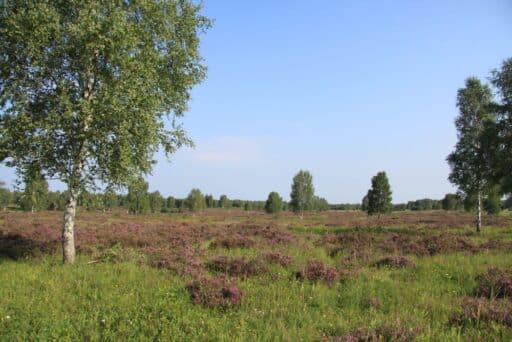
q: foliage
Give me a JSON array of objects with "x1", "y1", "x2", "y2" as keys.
[
  {"x1": 489, "y1": 58, "x2": 512, "y2": 194},
  {"x1": 219, "y1": 195, "x2": 230, "y2": 208},
  {"x1": 483, "y1": 185, "x2": 502, "y2": 215},
  {"x1": 0, "y1": 181, "x2": 11, "y2": 210},
  {"x1": 442, "y1": 193, "x2": 463, "y2": 211},
  {"x1": 148, "y1": 191, "x2": 164, "y2": 213},
  {"x1": 289, "y1": 170, "x2": 315, "y2": 216},
  {"x1": 184, "y1": 188, "x2": 206, "y2": 212},
  {"x1": 126, "y1": 177, "x2": 150, "y2": 215},
  {"x1": 264, "y1": 191, "x2": 283, "y2": 215},
  {"x1": 18, "y1": 167, "x2": 49, "y2": 212},
  {"x1": 205, "y1": 194, "x2": 215, "y2": 208},
  {"x1": 361, "y1": 193, "x2": 369, "y2": 212},
  {"x1": 366, "y1": 171, "x2": 392, "y2": 216}
]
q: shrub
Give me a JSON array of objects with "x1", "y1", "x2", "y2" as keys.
[
  {"x1": 296, "y1": 260, "x2": 338, "y2": 286},
  {"x1": 186, "y1": 276, "x2": 243, "y2": 309},
  {"x1": 209, "y1": 234, "x2": 255, "y2": 249},
  {"x1": 206, "y1": 256, "x2": 267, "y2": 278},
  {"x1": 263, "y1": 252, "x2": 293, "y2": 267},
  {"x1": 449, "y1": 298, "x2": 512, "y2": 327},
  {"x1": 374, "y1": 255, "x2": 415, "y2": 268},
  {"x1": 331, "y1": 320, "x2": 417, "y2": 342},
  {"x1": 475, "y1": 267, "x2": 512, "y2": 298}
]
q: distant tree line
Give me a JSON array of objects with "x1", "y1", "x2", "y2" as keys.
[{"x1": 2, "y1": 170, "x2": 511, "y2": 215}]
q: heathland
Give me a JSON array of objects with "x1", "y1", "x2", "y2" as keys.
[{"x1": 1, "y1": 209, "x2": 511, "y2": 341}]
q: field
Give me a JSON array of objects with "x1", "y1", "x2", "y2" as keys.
[{"x1": 1, "y1": 209, "x2": 512, "y2": 341}]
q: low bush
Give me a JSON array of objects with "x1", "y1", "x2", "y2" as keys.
[
  {"x1": 327, "y1": 319, "x2": 417, "y2": 342},
  {"x1": 263, "y1": 251, "x2": 293, "y2": 267},
  {"x1": 186, "y1": 276, "x2": 243, "y2": 309},
  {"x1": 206, "y1": 256, "x2": 267, "y2": 278},
  {"x1": 449, "y1": 297, "x2": 512, "y2": 327},
  {"x1": 209, "y1": 234, "x2": 255, "y2": 249},
  {"x1": 475, "y1": 267, "x2": 512, "y2": 298},
  {"x1": 296, "y1": 260, "x2": 338, "y2": 286}
]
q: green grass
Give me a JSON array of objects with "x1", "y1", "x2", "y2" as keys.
[{"x1": 1, "y1": 251, "x2": 511, "y2": 341}]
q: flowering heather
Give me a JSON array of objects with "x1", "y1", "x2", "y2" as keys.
[
  {"x1": 209, "y1": 234, "x2": 255, "y2": 249},
  {"x1": 186, "y1": 276, "x2": 243, "y2": 309},
  {"x1": 475, "y1": 267, "x2": 512, "y2": 299},
  {"x1": 449, "y1": 298, "x2": 512, "y2": 327},
  {"x1": 206, "y1": 256, "x2": 267, "y2": 278},
  {"x1": 296, "y1": 260, "x2": 338, "y2": 286},
  {"x1": 262, "y1": 251, "x2": 293, "y2": 267}
]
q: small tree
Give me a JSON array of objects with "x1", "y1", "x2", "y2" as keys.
[
  {"x1": 205, "y1": 194, "x2": 214, "y2": 208},
  {"x1": 243, "y1": 201, "x2": 251, "y2": 211},
  {"x1": 366, "y1": 171, "x2": 392, "y2": 217},
  {"x1": 166, "y1": 196, "x2": 176, "y2": 212},
  {"x1": 219, "y1": 195, "x2": 231, "y2": 208},
  {"x1": 127, "y1": 177, "x2": 150, "y2": 215},
  {"x1": 447, "y1": 78, "x2": 495, "y2": 232},
  {"x1": 185, "y1": 189, "x2": 206, "y2": 212},
  {"x1": 290, "y1": 170, "x2": 315, "y2": 218},
  {"x1": 18, "y1": 167, "x2": 49, "y2": 213},
  {"x1": 265, "y1": 192, "x2": 283, "y2": 215},
  {"x1": 148, "y1": 191, "x2": 164, "y2": 213}
]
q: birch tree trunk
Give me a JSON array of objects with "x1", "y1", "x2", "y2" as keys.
[{"x1": 62, "y1": 188, "x2": 77, "y2": 263}]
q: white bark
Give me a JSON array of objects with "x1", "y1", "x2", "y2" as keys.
[{"x1": 62, "y1": 190, "x2": 77, "y2": 263}]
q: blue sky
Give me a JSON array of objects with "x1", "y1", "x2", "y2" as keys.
[{"x1": 1, "y1": 1, "x2": 511, "y2": 203}]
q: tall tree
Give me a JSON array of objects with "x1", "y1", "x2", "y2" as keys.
[
  {"x1": 0, "y1": 1, "x2": 209, "y2": 262},
  {"x1": 366, "y1": 171, "x2": 392, "y2": 217},
  {"x1": 265, "y1": 191, "x2": 283, "y2": 215},
  {"x1": 290, "y1": 170, "x2": 314, "y2": 218},
  {"x1": 447, "y1": 78, "x2": 495, "y2": 232}
]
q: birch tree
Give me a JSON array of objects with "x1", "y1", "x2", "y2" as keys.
[
  {"x1": 447, "y1": 78, "x2": 495, "y2": 232},
  {"x1": 0, "y1": 1, "x2": 210, "y2": 263}
]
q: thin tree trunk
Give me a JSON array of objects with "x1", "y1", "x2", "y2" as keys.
[
  {"x1": 62, "y1": 189, "x2": 77, "y2": 263},
  {"x1": 476, "y1": 191, "x2": 482, "y2": 233}
]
